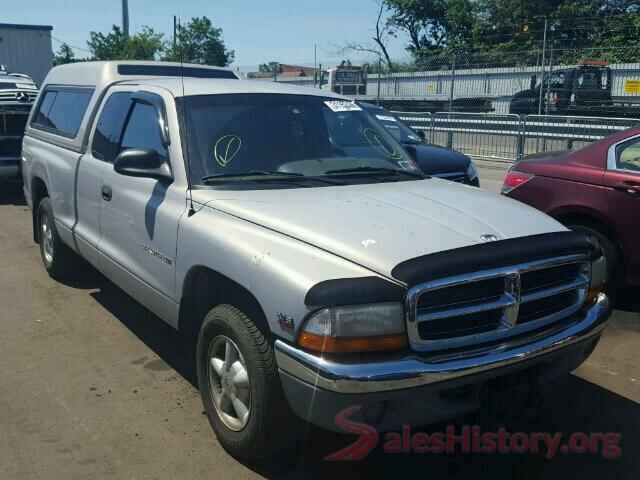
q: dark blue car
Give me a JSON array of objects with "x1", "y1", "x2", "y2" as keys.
[{"x1": 359, "y1": 102, "x2": 480, "y2": 187}]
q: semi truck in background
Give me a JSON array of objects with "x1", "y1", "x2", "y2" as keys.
[
  {"x1": 510, "y1": 60, "x2": 640, "y2": 117},
  {"x1": 0, "y1": 65, "x2": 38, "y2": 181},
  {"x1": 320, "y1": 63, "x2": 368, "y2": 96}
]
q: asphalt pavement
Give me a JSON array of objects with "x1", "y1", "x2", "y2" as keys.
[{"x1": 0, "y1": 174, "x2": 638, "y2": 480}]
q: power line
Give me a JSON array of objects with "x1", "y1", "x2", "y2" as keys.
[{"x1": 51, "y1": 35, "x2": 92, "y2": 55}]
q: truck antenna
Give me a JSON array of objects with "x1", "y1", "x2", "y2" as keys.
[{"x1": 177, "y1": 17, "x2": 196, "y2": 217}]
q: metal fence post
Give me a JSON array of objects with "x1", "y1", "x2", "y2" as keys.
[
  {"x1": 447, "y1": 54, "x2": 456, "y2": 149},
  {"x1": 517, "y1": 115, "x2": 526, "y2": 161},
  {"x1": 566, "y1": 117, "x2": 574, "y2": 150}
]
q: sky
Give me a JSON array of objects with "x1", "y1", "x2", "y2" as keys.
[{"x1": 2, "y1": 0, "x2": 411, "y2": 71}]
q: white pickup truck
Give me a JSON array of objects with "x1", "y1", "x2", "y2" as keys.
[{"x1": 22, "y1": 61, "x2": 611, "y2": 462}]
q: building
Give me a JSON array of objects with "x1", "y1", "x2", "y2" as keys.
[
  {"x1": 0, "y1": 23, "x2": 53, "y2": 85},
  {"x1": 246, "y1": 63, "x2": 318, "y2": 80}
]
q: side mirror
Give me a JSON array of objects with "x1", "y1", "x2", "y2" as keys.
[
  {"x1": 114, "y1": 148, "x2": 173, "y2": 182},
  {"x1": 416, "y1": 130, "x2": 426, "y2": 142},
  {"x1": 530, "y1": 75, "x2": 537, "y2": 90},
  {"x1": 403, "y1": 144, "x2": 418, "y2": 161}
]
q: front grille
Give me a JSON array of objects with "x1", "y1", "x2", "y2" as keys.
[
  {"x1": 0, "y1": 89, "x2": 37, "y2": 104},
  {"x1": 406, "y1": 254, "x2": 590, "y2": 352}
]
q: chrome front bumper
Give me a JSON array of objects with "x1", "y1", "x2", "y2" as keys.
[{"x1": 275, "y1": 293, "x2": 611, "y2": 395}]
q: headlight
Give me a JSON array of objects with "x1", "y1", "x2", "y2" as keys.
[
  {"x1": 466, "y1": 161, "x2": 478, "y2": 181},
  {"x1": 297, "y1": 303, "x2": 407, "y2": 354}
]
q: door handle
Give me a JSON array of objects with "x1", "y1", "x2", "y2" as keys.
[
  {"x1": 101, "y1": 185, "x2": 112, "y2": 202},
  {"x1": 613, "y1": 182, "x2": 639, "y2": 196}
]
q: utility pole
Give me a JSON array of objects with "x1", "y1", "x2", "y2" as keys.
[
  {"x1": 314, "y1": 43, "x2": 318, "y2": 87},
  {"x1": 122, "y1": 0, "x2": 130, "y2": 38},
  {"x1": 377, "y1": 58, "x2": 382, "y2": 105},
  {"x1": 173, "y1": 16, "x2": 177, "y2": 51},
  {"x1": 537, "y1": 16, "x2": 548, "y2": 116}
]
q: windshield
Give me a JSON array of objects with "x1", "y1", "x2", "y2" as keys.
[
  {"x1": 178, "y1": 94, "x2": 421, "y2": 187},
  {"x1": 366, "y1": 108, "x2": 423, "y2": 144}
]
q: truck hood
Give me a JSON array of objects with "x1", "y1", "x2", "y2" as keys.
[{"x1": 196, "y1": 178, "x2": 566, "y2": 280}]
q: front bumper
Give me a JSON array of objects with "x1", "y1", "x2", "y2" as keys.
[{"x1": 275, "y1": 293, "x2": 610, "y2": 431}]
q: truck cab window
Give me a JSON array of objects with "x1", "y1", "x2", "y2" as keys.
[
  {"x1": 121, "y1": 102, "x2": 168, "y2": 161},
  {"x1": 31, "y1": 88, "x2": 93, "y2": 138},
  {"x1": 92, "y1": 92, "x2": 131, "y2": 162}
]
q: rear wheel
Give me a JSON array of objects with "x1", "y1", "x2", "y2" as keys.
[
  {"x1": 37, "y1": 197, "x2": 77, "y2": 280},
  {"x1": 196, "y1": 304, "x2": 300, "y2": 462}
]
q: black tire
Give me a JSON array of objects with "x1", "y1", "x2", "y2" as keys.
[
  {"x1": 37, "y1": 197, "x2": 77, "y2": 280},
  {"x1": 567, "y1": 222, "x2": 620, "y2": 289},
  {"x1": 196, "y1": 304, "x2": 300, "y2": 462}
]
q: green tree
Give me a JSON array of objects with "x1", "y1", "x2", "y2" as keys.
[
  {"x1": 53, "y1": 43, "x2": 76, "y2": 66},
  {"x1": 163, "y1": 16, "x2": 234, "y2": 66},
  {"x1": 384, "y1": 0, "x2": 477, "y2": 65},
  {"x1": 88, "y1": 25, "x2": 164, "y2": 60},
  {"x1": 259, "y1": 62, "x2": 280, "y2": 73}
]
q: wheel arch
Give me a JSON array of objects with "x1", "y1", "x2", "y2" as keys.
[
  {"x1": 552, "y1": 206, "x2": 624, "y2": 259},
  {"x1": 178, "y1": 266, "x2": 270, "y2": 346}
]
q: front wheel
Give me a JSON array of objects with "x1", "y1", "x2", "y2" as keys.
[{"x1": 196, "y1": 304, "x2": 300, "y2": 462}]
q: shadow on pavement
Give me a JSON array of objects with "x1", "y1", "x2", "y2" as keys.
[
  {"x1": 80, "y1": 274, "x2": 637, "y2": 479},
  {"x1": 89, "y1": 280, "x2": 197, "y2": 387},
  {"x1": 615, "y1": 286, "x2": 640, "y2": 314}
]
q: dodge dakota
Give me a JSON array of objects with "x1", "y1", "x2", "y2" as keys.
[{"x1": 22, "y1": 61, "x2": 611, "y2": 462}]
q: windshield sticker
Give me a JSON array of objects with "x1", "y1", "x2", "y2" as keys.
[
  {"x1": 214, "y1": 135, "x2": 242, "y2": 168},
  {"x1": 376, "y1": 114, "x2": 397, "y2": 122},
  {"x1": 324, "y1": 100, "x2": 362, "y2": 113}
]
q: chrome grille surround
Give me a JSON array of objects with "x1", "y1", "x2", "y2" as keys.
[{"x1": 405, "y1": 254, "x2": 591, "y2": 352}]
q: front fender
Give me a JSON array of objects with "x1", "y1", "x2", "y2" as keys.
[{"x1": 176, "y1": 204, "x2": 398, "y2": 342}]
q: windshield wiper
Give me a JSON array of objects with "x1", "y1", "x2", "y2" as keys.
[
  {"x1": 201, "y1": 170, "x2": 343, "y2": 185},
  {"x1": 325, "y1": 167, "x2": 425, "y2": 179},
  {"x1": 201, "y1": 171, "x2": 304, "y2": 182}
]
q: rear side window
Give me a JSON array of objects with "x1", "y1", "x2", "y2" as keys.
[
  {"x1": 92, "y1": 93, "x2": 132, "y2": 162},
  {"x1": 31, "y1": 87, "x2": 93, "y2": 138}
]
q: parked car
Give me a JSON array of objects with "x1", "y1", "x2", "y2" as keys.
[
  {"x1": 359, "y1": 102, "x2": 480, "y2": 186},
  {"x1": 0, "y1": 68, "x2": 38, "y2": 181},
  {"x1": 23, "y1": 61, "x2": 610, "y2": 463},
  {"x1": 503, "y1": 128, "x2": 640, "y2": 288}
]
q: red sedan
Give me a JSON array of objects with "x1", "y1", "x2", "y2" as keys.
[{"x1": 503, "y1": 128, "x2": 640, "y2": 288}]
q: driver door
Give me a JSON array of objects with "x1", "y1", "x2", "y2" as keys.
[{"x1": 97, "y1": 88, "x2": 185, "y2": 324}]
